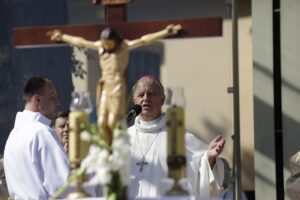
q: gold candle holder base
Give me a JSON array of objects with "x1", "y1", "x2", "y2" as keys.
[
  {"x1": 166, "y1": 180, "x2": 189, "y2": 196},
  {"x1": 66, "y1": 162, "x2": 90, "y2": 199},
  {"x1": 166, "y1": 156, "x2": 188, "y2": 196},
  {"x1": 66, "y1": 187, "x2": 90, "y2": 199}
]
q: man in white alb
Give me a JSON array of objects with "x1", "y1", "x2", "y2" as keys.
[
  {"x1": 127, "y1": 75, "x2": 225, "y2": 199},
  {"x1": 4, "y1": 77, "x2": 69, "y2": 200}
]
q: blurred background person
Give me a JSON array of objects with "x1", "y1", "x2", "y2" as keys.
[
  {"x1": 51, "y1": 111, "x2": 70, "y2": 153},
  {"x1": 219, "y1": 158, "x2": 248, "y2": 200}
]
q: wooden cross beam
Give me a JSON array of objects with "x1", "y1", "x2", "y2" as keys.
[
  {"x1": 13, "y1": 17, "x2": 222, "y2": 48},
  {"x1": 13, "y1": 17, "x2": 222, "y2": 47},
  {"x1": 13, "y1": 2, "x2": 222, "y2": 48}
]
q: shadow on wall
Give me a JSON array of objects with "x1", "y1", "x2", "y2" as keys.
[
  {"x1": 254, "y1": 61, "x2": 300, "y2": 97},
  {"x1": 254, "y1": 60, "x2": 300, "y2": 199},
  {"x1": 202, "y1": 116, "x2": 231, "y2": 140},
  {"x1": 254, "y1": 61, "x2": 300, "y2": 166},
  {"x1": 254, "y1": 96, "x2": 300, "y2": 168},
  {"x1": 188, "y1": 115, "x2": 231, "y2": 145}
]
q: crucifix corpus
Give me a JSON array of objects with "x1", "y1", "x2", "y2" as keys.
[
  {"x1": 47, "y1": 24, "x2": 182, "y2": 145},
  {"x1": 12, "y1": 1, "x2": 222, "y2": 146}
]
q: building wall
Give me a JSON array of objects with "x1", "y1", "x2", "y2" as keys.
[
  {"x1": 238, "y1": 3, "x2": 254, "y2": 190},
  {"x1": 253, "y1": 0, "x2": 300, "y2": 199},
  {"x1": 281, "y1": 0, "x2": 300, "y2": 199},
  {"x1": 252, "y1": 0, "x2": 276, "y2": 198}
]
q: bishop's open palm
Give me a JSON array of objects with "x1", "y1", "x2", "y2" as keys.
[{"x1": 207, "y1": 135, "x2": 225, "y2": 161}]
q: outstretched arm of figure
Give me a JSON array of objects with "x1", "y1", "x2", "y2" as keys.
[
  {"x1": 46, "y1": 29, "x2": 101, "y2": 50},
  {"x1": 207, "y1": 135, "x2": 225, "y2": 169},
  {"x1": 126, "y1": 24, "x2": 182, "y2": 49}
]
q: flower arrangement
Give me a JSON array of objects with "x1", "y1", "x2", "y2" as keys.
[
  {"x1": 80, "y1": 124, "x2": 130, "y2": 200},
  {"x1": 51, "y1": 124, "x2": 130, "y2": 200}
]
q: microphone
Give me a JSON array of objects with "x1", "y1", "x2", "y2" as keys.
[{"x1": 127, "y1": 104, "x2": 142, "y2": 123}]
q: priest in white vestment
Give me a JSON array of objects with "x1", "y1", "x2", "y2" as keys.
[
  {"x1": 127, "y1": 75, "x2": 225, "y2": 199},
  {"x1": 4, "y1": 77, "x2": 69, "y2": 200}
]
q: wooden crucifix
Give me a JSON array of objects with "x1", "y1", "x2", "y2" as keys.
[{"x1": 12, "y1": 1, "x2": 222, "y2": 145}]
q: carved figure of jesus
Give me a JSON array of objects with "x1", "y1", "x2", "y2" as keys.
[{"x1": 47, "y1": 24, "x2": 181, "y2": 145}]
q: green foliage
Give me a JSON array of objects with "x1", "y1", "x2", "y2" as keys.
[
  {"x1": 106, "y1": 172, "x2": 126, "y2": 200},
  {"x1": 80, "y1": 123, "x2": 110, "y2": 150},
  {"x1": 50, "y1": 167, "x2": 86, "y2": 199},
  {"x1": 71, "y1": 58, "x2": 87, "y2": 79}
]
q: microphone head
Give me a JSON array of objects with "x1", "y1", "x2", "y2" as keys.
[
  {"x1": 131, "y1": 104, "x2": 142, "y2": 116},
  {"x1": 127, "y1": 104, "x2": 142, "y2": 123}
]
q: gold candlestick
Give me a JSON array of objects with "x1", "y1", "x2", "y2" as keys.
[
  {"x1": 165, "y1": 87, "x2": 188, "y2": 196},
  {"x1": 66, "y1": 92, "x2": 92, "y2": 198},
  {"x1": 167, "y1": 106, "x2": 185, "y2": 156}
]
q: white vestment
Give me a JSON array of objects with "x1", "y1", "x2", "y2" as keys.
[
  {"x1": 4, "y1": 110, "x2": 69, "y2": 200},
  {"x1": 127, "y1": 114, "x2": 224, "y2": 199}
]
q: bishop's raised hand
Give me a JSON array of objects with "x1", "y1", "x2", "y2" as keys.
[{"x1": 207, "y1": 135, "x2": 225, "y2": 168}]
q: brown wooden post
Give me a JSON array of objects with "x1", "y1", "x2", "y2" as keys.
[{"x1": 105, "y1": 4, "x2": 127, "y2": 23}]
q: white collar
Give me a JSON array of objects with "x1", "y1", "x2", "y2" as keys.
[
  {"x1": 14, "y1": 110, "x2": 51, "y2": 129},
  {"x1": 134, "y1": 113, "x2": 166, "y2": 133}
]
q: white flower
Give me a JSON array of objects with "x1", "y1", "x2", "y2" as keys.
[
  {"x1": 81, "y1": 144, "x2": 108, "y2": 173},
  {"x1": 108, "y1": 153, "x2": 122, "y2": 171},
  {"x1": 80, "y1": 131, "x2": 91, "y2": 141},
  {"x1": 79, "y1": 127, "x2": 131, "y2": 187},
  {"x1": 89, "y1": 167, "x2": 112, "y2": 185},
  {"x1": 112, "y1": 134, "x2": 130, "y2": 152}
]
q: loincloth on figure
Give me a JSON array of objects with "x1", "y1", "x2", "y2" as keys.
[{"x1": 97, "y1": 76, "x2": 126, "y2": 119}]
